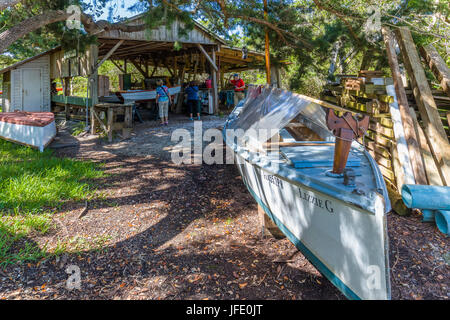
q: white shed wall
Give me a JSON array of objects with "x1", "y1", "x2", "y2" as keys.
[{"x1": 9, "y1": 55, "x2": 51, "y2": 112}]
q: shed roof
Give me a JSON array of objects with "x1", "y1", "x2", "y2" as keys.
[
  {"x1": 96, "y1": 14, "x2": 227, "y2": 45},
  {"x1": 0, "y1": 47, "x2": 60, "y2": 75}
]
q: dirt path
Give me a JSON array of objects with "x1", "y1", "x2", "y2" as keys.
[{"x1": 0, "y1": 116, "x2": 448, "y2": 300}]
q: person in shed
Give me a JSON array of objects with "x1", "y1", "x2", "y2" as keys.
[
  {"x1": 229, "y1": 73, "x2": 245, "y2": 106},
  {"x1": 155, "y1": 79, "x2": 172, "y2": 126},
  {"x1": 185, "y1": 81, "x2": 201, "y2": 121}
]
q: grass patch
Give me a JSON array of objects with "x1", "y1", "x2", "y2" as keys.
[
  {"x1": 71, "y1": 121, "x2": 86, "y2": 136},
  {"x1": 0, "y1": 139, "x2": 104, "y2": 267}
]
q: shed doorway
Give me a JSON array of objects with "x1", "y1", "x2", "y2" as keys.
[{"x1": 22, "y1": 68, "x2": 42, "y2": 111}]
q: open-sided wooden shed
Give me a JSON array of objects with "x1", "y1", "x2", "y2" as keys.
[{"x1": 1, "y1": 14, "x2": 274, "y2": 138}]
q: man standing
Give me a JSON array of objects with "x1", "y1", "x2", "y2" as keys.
[{"x1": 229, "y1": 73, "x2": 245, "y2": 106}]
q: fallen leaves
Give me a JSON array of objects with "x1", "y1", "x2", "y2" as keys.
[{"x1": 239, "y1": 282, "x2": 248, "y2": 289}]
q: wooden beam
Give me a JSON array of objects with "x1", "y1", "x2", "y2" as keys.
[
  {"x1": 396, "y1": 27, "x2": 450, "y2": 186},
  {"x1": 382, "y1": 27, "x2": 427, "y2": 185},
  {"x1": 111, "y1": 59, "x2": 126, "y2": 73},
  {"x1": 196, "y1": 43, "x2": 218, "y2": 72},
  {"x1": 212, "y1": 47, "x2": 219, "y2": 114},
  {"x1": 410, "y1": 107, "x2": 445, "y2": 186},
  {"x1": 163, "y1": 58, "x2": 175, "y2": 77},
  {"x1": 95, "y1": 40, "x2": 124, "y2": 72},
  {"x1": 131, "y1": 60, "x2": 147, "y2": 78},
  {"x1": 420, "y1": 44, "x2": 450, "y2": 98}
]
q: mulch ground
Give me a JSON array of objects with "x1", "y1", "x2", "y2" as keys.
[{"x1": 0, "y1": 118, "x2": 448, "y2": 300}]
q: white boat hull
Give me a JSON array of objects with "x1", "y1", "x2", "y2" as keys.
[
  {"x1": 234, "y1": 153, "x2": 390, "y2": 300},
  {"x1": 0, "y1": 120, "x2": 56, "y2": 152}
]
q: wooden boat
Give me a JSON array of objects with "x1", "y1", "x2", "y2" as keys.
[
  {"x1": 0, "y1": 111, "x2": 56, "y2": 152},
  {"x1": 100, "y1": 86, "x2": 181, "y2": 104},
  {"x1": 223, "y1": 86, "x2": 391, "y2": 300}
]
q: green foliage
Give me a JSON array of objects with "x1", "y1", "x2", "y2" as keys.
[
  {"x1": 1, "y1": 0, "x2": 448, "y2": 97},
  {"x1": 71, "y1": 121, "x2": 87, "y2": 136},
  {"x1": 0, "y1": 139, "x2": 104, "y2": 266}
]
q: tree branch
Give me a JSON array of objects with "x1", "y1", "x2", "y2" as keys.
[
  {"x1": 0, "y1": 0, "x2": 21, "y2": 12},
  {"x1": 0, "y1": 9, "x2": 149, "y2": 53}
]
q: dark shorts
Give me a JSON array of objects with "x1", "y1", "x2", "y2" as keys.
[{"x1": 188, "y1": 99, "x2": 201, "y2": 115}]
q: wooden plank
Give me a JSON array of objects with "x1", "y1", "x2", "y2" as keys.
[
  {"x1": 382, "y1": 27, "x2": 427, "y2": 185},
  {"x1": 386, "y1": 83, "x2": 416, "y2": 185},
  {"x1": 371, "y1": 116, "x2": 393, "y2": 129},
  {"x1": 131, "y1": 60, "x2": 147, "y2": 78},
  {"x1": 264, "y1": 142, "x2": 334, "y2": 149},
  {"x1": 95, "y1": 40, "x2": 124, "y2": 72},
  {"x1": 364, "y1": 140, "x2": 391, "y2": 158},
  {"x1": 396, "y1": 27, "x2": 450, "y2": 185},
  {"x1": 196, "y1": 43, "x2": 218, "y2": 72},
  {"x1": 391, "y1": 143, "x2": 406, "y2": 191},
  {"x1": 369, "y1": 121, "x2": 394, "y2": 138},
  {"x1": 367, "y1": 148, "x2": 392, "y2": 169},
  {"x1": 92, "y1": 107, "x2": 108, "y2": 134},
  {"x1": 410, "y1": 107, "x2": 445, "y2": 186},
  {"x1": 366, "y1": 131, "x2": 392, "y2": 148},
  {"x1": 378, "y1": 164, "x2": 396, "y2": 181},
  {"x1": 420, "y1": 44, "x2": 450, "y2": 97}
]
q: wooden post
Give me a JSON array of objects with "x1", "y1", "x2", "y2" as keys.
[
  {"x1": 90, "y1": 105, "x2": 97, "y2": 135},
  {"x1": 420, "y1": 44, "x2": 450, "y2": 98},
  {"x1": 396, "y1": 27, "x2": 450, "y2": 186},
  {"x1": 264, "y1": 0, "x2": 271, "y2": 84},
  {"x1": 89, "y1": 44, "x2": 99, "y2": 134},
  {"x1": 107, "y1": 107, "x2": 114, "y2": 143},
  {"x1": 258, "y1": 205, "x2": 285, "y2": 239},
  {"x1": 63, "y1": 77, "x2": 71, "y2": 120},
  {"x1": 212, "y1": 48, "x2": 219, "y2": 114},
  {"x1": 123, "y1": 104, "x2": 132, "y2": 139},
  {"x1": 382, "y1": 27, "x2": 427, "y2": 185}
]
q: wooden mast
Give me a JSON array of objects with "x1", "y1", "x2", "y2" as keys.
[{"x1": 264, "y1": 0, "x2": 271, "y2": 84}]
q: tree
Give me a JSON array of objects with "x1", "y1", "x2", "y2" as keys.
[{"x1": 0, "y1": 0, "x2": 448, "y2": 95}]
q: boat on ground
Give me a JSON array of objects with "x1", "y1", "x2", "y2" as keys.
[
  {"x1": 223, "y1": 86, "x2": 391, "y2": 300},
  {"x1": 0, "y1": 111, "x2": 56, "y2": 152}
]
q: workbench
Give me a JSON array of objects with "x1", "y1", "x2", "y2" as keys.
[{"x1": 90, "y1": 103, "x2": 134, "y2": 142}]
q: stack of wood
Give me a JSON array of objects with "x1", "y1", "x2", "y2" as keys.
[
  {"x1": 321, "y1": 27, "x2": 450, "y2": 215},
  {"x1": 321, "y1": 72, "x2": 398, "y2": 189},
  {"x1": 392, "y1": 28, "x2": 450, "y2": 188}
]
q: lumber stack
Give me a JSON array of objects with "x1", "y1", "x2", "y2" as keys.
[
  {"x1": 320, "y1": 27, "x2": 450, "y2": 217},
  {"x1": 405, "y1": 89, "x2": 450, "y2": 141},
  {"x1": 321, "y1": 72, "x2": 398, "y2": 189}
]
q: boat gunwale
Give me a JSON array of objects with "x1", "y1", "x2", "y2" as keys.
[{"x1": 224, "y1": 126, "x2": 389, "y2": 215}]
